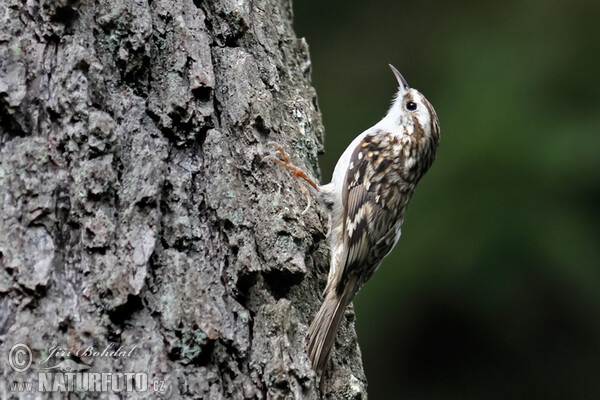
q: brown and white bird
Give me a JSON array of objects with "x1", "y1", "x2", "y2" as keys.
[{"x1": 275, "y1": 65, "x2": 440, "y2": 371}]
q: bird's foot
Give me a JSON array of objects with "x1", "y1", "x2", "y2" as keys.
[
  {"x1": 268, "y1": 142, "x2": 319, "y2": 190},
  {"x1": 266, "y1": 142, "x2": 319, "y2": 214}
]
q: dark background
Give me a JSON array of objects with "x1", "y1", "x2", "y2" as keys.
[{"x1": 294, "y1": 1, "x2": 600, "y2": 398}]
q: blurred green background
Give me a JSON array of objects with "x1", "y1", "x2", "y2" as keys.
[{"x1": 294, "y1": 0, "x2": 600, "y2": 398}]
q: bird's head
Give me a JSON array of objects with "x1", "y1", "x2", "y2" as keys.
[
  {"x1": 387, "y1": 64, "x2": 440, "y2": 143},
  {"x1": 384, "y1": 64, "x2": 441, "y2": 178}
]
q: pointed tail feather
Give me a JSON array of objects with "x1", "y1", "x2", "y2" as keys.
[{"x1": 307, "y1": 277, "x2": 358, "y2": 371}]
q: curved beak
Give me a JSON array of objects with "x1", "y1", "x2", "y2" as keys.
[{"x1": 389, "y1": 64, "x2": 409, "y2": 90}]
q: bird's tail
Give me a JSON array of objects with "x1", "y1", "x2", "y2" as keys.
[{"x1": 307, "y1": 277, "x2": 358, "y2": 371}]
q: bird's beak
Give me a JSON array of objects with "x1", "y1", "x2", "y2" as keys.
[{"x1": 389, "y1": 64, "x2": 409, "y2": 90}]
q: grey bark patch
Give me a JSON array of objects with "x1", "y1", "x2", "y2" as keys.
[{"x1": 0, "y1": 0, "x2": 367, "y2": 398}]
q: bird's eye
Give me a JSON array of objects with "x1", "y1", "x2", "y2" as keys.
[{"x1": 406, "y1": 101, "x2": 417, "y2": 111}]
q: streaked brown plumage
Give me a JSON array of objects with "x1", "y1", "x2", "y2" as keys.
[{"x1": 275, "y1": 65, "x2": 440, "y2": 371}]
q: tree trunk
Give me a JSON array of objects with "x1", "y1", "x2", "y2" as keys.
[{"x1": 0, "y1": 0, "x2": 367, "y2": 398}]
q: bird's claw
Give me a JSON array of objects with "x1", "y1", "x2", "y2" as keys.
[
  {"x1": 267, "y1": 142, "x2": 318, "y2": 214},
  {"x1": 267, "y1": 142, "x2": 319, "y2": 191}
]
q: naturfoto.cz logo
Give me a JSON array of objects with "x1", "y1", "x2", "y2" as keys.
[{"x1": 7, "y1": 343, "x2": 166, "y2": 394}]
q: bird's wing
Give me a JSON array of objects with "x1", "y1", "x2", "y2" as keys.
[{"x1": 337, "y1": 133, "x2": 405, "y2": 294}]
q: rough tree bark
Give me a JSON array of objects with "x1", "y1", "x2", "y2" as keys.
[{"x1": 0, "y1": 0, "x2": 367, "y2": 398}]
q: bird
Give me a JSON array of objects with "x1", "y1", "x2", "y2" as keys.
[{"x1": 273, "y1": 64, "x2": 440, "y2": 371}]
